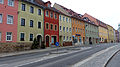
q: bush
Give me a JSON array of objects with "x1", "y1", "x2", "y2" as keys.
[
  {"x1": 31, "y1": 38, "x2": 39, "y2": 49},
  {"x1": 41, "y1": 41, "x2": 46, "y2": 49}
]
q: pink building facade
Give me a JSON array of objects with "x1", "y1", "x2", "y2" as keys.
[{"x1": 0, "y1": 0, "x2": 18, "y2": 43}]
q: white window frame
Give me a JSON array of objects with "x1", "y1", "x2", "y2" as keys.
[
  {"x1": 0, "y1": 14, "x2": 3, "y2": 23},
  {"x1": 6, "y1": 32, "x2": 12, "y2": 41},
  {"x1": 66, "y1": 27, "x2": 68, "y2": 32},
  {"x1": 69, "y1": 28, "x2": 71, "y2": 32},
  {"x1": 0, "y1": 32, "x2": 1, "y2": 41},
  {"x1": 63, "y1": 36, "x2": 65, "y2": 41},
  {"x1": 46, "y1": 10, "x2": 49, "y2": 17},
  {"x1": 8, "y1": 0, "x2": 14, "y2": 7},
  {"x1": 60, "y1": 26, "x2": 62, "y2": 31},
  {"x1": 63, "y1": 27, "x2": 65, "y2": 32},
  {"x1": 7, "y1": 15, "x2": 13, "y2": 24},
  {"x1": 0, "y1": 0, "x2": 4, "y2": 4}
]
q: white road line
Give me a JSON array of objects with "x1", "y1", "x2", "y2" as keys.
[
  {"x1": 0, "y1": 64, "x2": 8, "y2": 67},
  {"x1": 15, "y1": 47, "x2": 92, "y2": 67},
  {"x1": 73, "y1": 45, "x2": 118, "y2": 67}
]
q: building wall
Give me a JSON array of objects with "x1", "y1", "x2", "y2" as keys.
[
  {"x1": 107, "y1": 25, "x2": 114, "y2": 43},
  {"x1": 0, "y1": 0, "x2": 18, "y2": 42},
  {"x1": 72, "y1": 18, "x2": 85, "y2": 44},
  {"x1": 85, "y1": 22, "x2": 99, "y2": 45},
  {"x1": 17, "y1": 1, "x2": 44, "y2": 42},
  {"x1": 59, "y1": 14, "x2": 72, "y2": 46},
  {"x1": 44, "y1": 9, "x2": 59, "y2": 47},
  {"x1": 99, "y1": 26, "x2": 108, "y2": 43}
]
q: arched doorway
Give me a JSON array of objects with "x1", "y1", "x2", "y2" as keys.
[
  {"x1": 46, "y1": 36, "x2": 49, "y2": 47},
  {"x1": 89, "y1": 37, "x2": 92, "y2": 44},
  {"x1": 37, "y1": 35, "x2": 42, "y2": 47}
]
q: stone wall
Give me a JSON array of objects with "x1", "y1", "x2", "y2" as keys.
[{"x1": 0, "y1": 42, "x2": 32, "y2": 53}]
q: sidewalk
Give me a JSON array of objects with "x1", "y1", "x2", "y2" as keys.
[{"x1": 0, "y1": 46, "x2": 75, "y2": 58}]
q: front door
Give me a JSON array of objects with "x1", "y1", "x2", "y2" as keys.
[
  {"x1": 46, "y1": 36, "x2": 49, "y2": 47},
  {"x1": 37, "y1": 35, "x2": 42, "y2": 46}
]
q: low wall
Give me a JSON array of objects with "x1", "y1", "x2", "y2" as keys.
[
  {"x1": 63, "y1": 41, "x2": 72, "y2": 46},
  {"x1": 0, "y1": 42, "x2": 32, "y2": 53}
]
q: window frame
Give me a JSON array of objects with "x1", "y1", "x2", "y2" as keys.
[
  {"x1": 0, "y1": 0, "x2": 3, "y2": 4},
  {"x1": 30, "y1": 20, "x2": 33, "y2": 27},
  {"x1": 6, "y1": 32, "x2": 12, "y2": 41},
  {"x1": 30, "y1": 34, "x2": 33, "y2": 41},
  {"x1": 50, "y1": 24, "x2": 53, "y2": 30},
  {"x1": 0, "y1": 32, "x2": 1, "y2": 41},
  {"x1": 38, "y1": 9, "x2": 41, "y2": 15},
  {"x1": 38, "y1": 22, "x2": 41, "y2": 29},
  {"x1": 46, "y1": 23, "x2": 49, "y2": 30},
  {"x1": 46, "y1": 10, "x2": 49, "y2": 17},
  {"x1": 21, "y1": 18, "x2": 25, "y2": 26},
  {"x1": 7, "y1": 15, "x2": 13, "y2": 24},
  {"x1": 30, "y1": 6, "x2": 34, "y2": 13},
  {"x1": 8, "y1": 0, "x2": 14, "y2": 7},
  {"x1": 20, "y1": 33, "x2": 25, "y2": 41},
  {"x1": 21, "y1": 3, "x2": 26, "y2": 11},
  {"x1": 0, "y1": 14, "x2": 3, "y2": 23}
]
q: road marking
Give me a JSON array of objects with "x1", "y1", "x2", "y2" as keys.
[
  {"x1": 15, "y1": 47, "x2": 92, "y2": 67},
  {"x1": 0, "y1": 64, "x2": 8, "y2": 67},
  {"x1": 73, "y1": 45, "x2": 118, "y2": 67}
]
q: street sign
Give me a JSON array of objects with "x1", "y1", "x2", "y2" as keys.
[{"x1": 55, "y1": 42, "x2": 59, "y2": 46}]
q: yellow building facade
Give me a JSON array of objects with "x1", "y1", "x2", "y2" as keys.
[
  {"x1": 99, "y1": 26, "x2": 108, "y2": 43},
  {"x1": 107, "y1": 25, "x2": 114, "y2": 43},
  {"x1": 17, "y1": 1, "x2": 44, "y2": 44}
]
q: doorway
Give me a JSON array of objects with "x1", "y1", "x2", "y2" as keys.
[
  {"x1": 46, "y1": 36, "x2": 49, "y2": 47},
  {"x1": 37, "y1": 35, "x2": 42, "y2": 46}
]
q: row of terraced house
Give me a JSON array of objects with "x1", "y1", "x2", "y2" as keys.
[{"x1": 0, "y1": 0, "x2": 118, "y2": 48}]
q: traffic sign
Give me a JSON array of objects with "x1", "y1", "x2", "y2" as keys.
[{"x1": 55, "y1": 42, "x2": 59, "y2": 46}]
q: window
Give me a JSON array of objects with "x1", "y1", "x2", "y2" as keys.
[
  {"x1": 0, "y1": 0, "x2": 3, "y2": 4},
  {"x1": 67, "y1": 36, "x2": 68, "y2": 40},
  {"x1": 59, "y1": 15, "x2": 61, "y2": 21},
  {"x1": 76, "y1": 28, "x2": 77, "y2": 32},
  {"x1": 73, "y1": 27, "x2": 75, "y2": 31},
  {"x1": 63, "y1": 27, "x2": 65, "y2": 32},
  {"x1": 55, "y1": 25, "x2": 57, "y2": 31},
  {"x1": 30, "y1": 6, "x2": 34, "y2": 13},
  {"x1": 20, "y1": 33, "x2": 24, "y2": 41},
  {"x1": 60, "y1": 26, "x2": 62, "y2": 31},
  {"x1": 55, "y1": 13, "x2": 57, "y2": 19},
  {"x1": 38, "y1": 9, "x2": 41, "y2": 15},
  {"x1": 66, "y1": 18, "x2": 68, "y2": 22},
  {"x1": 66, "y1": 27, "x2": 68, "y2": 32},
  {"x1": 46, "y1": 11, "x2": 49, "y2": 17},
  {"x1": 21, "y1": 18, "x2": 25, "y2": 26},
  {"x1": 51, "y1": 24, "x2": 53, "y2": 30},
  {"x1": 8, "y1": 0, "x2": 14, "y2": 7},
  {"x1": 7, "y1": 15, "x2": 13, "y2": 24},
  {"x1": 69, "y1": 18, "x2": 71, "y2": 23},
  {"x1": 6, "y1": 32, "x2": 12, "y2": 41},
  {"x1": 50, "y1": 12, "x2": 53, "y2": 18},
  {"x1": 63, "y1": 36, "x2": 65, "y2": 41},
  {"x1": 69, "y1": 28, "x2": 71, "y2": 32},
  {"x1": 30, "y1": 20, "x2": 33, "y2": 27},
  {"x1": 0, "y1": 32, "x2": 1, "y2": 41},
  {"x1": 38, "y1": 22, "x2": 41, "y2": 29},
  {"x1": 46, "y1": 23, "x2": 49, "y2": 29},
  {"x1": 22, "y1": 3, "x2": 26, "y2": 11},
  {"x1": 70, "y1": 37, "x2": 71, "y2": 40},
  {"x1": 63, "y1": 16, "x2": 65, "y2": 21},
  {"x1": 30, "y1": 34, "x2": 33, "y2": 41},
  {"x1": 0, "y1": 14, "x2": 2, "y2": 23}
]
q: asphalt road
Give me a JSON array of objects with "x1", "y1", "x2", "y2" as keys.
[
  {"x1": 106, "y1": 49, "x2": 120, "y2": 67},
  {"x1": 0, "y1": 43, "x2": 117, "y2": 67}
]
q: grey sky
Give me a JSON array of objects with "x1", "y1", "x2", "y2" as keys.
[{"x1": 43, "y1": 0, "x2": 120, "y2": 30}]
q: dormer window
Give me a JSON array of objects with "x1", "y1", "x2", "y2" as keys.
[{"x1": 48, "y1": 3, "x2": 50, "y2": 7}]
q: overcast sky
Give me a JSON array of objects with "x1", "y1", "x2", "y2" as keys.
[{"x1": 43, "y1": 0, "x2": 120, "y2": 30}]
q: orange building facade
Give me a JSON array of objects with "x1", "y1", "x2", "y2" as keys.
[{"x1": 71, "y1": 13, "x2": 85, "y2": 44}]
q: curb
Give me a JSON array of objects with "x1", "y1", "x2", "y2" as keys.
[
  {"x1": 104, "y1": 49, "x2": 120, "y2": 67},
  {"x1": 0, "y1": 46, "x2": 74, "y2": 58}
]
